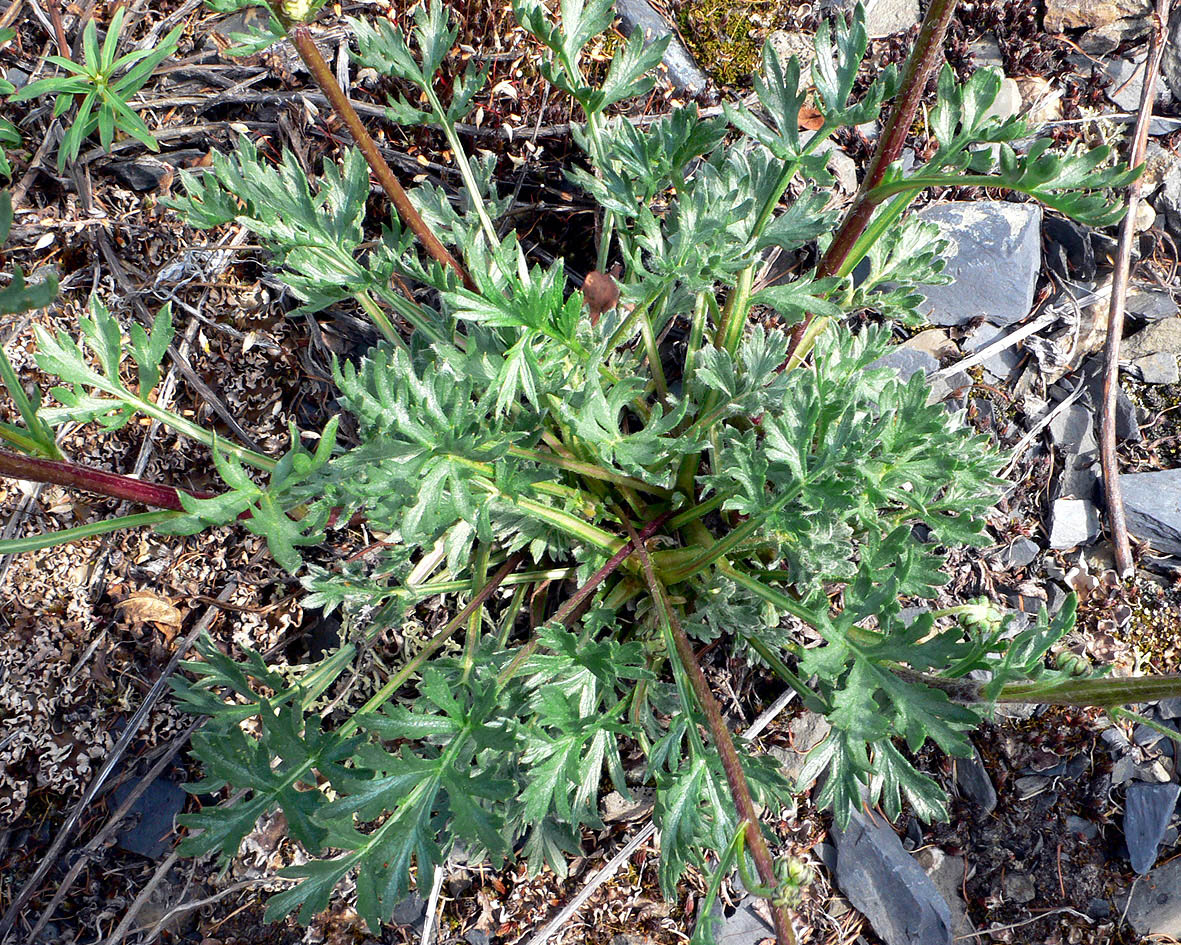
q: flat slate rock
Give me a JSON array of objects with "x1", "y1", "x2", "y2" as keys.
[
  {"x1": 1126, "y1": 782, "x2": 1180, "y2": 874},
  {"x1": 955, "y1": 750, "x2": 998, "y2": 813},
  {"x1": 1123, "y1": 857, "x2": 1181, "y2": 937},
  {"x1": 1127, "y1": 287, "x2": 1180, "y2": 322},
  {"x1": 1128, "y1": 353, "x2": 1181, "y2": 385},
  {"x1": 1123, "y1": 317, "x2": 1181, "y2": 360},
  {"x1": 913, "y1": 202, "x2": 1042, "y2": 327},
  {"x1": 999, "y1": 537, "x2": 1040, "y2": 571},
  {"x1": 869, "y1": 346, "x2": 938, "y2": 381},
  {"x1": 615, "y1": 0, "x2": 708, "y2": 94},
  {"x1": 709, "y1": 898, "x2": 775, "y2": 945},
  {"x1": 834, "y1": 811, "x2": 953, "y2": 945},
  {"x1": 1049, "y1": 498, "x2": 1101, "y2": 549},
  {"x1": 1121, "y1": 469, "x2": 1181, "y2": 556},
  {"x1": 112, "y1": 777, "x2": 186, "y2": 859}
]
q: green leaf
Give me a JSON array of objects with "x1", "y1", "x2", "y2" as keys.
[{"x1": 869, "y1": 739, "x2": 949, "y2": 823}]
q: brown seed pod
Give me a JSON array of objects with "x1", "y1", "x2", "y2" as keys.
[{"x1": 583, "y1": 269, "x2": 619, "y2": 326}]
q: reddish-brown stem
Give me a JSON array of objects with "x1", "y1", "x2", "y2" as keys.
[
  {"x1": 622, "y1": 517, "x2": 797, "y2": 945},
  {"x1": 786, "y1": 0, "x2": 959, "y2": 362},
  {"x1": 0, "y1": 446, "x2": 213, "y2": 511},
  {"x1": 1099, "y1": 0, "x2": 1170, "y2": 577},
  {"x1": 495, "y1": 511, "x2": 673, "y2": 688},
  {"x1": 289, "y1": 27, "x2": 477, "y2": 293}
]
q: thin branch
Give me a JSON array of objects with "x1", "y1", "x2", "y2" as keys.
[
  {"x1": 289, "y1": 27, "x2": 477, "y2": 293},
  {"x1": 1099, "y1": 0, "x2": 1171, "y2": 577}
]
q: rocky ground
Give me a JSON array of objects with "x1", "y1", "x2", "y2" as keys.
[{"x1": 3, "y1": 0, "x2": 1181, "y2": 943}]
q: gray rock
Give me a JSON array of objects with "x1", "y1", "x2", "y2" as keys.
[
  {"x1": 979, "y1": 77, "x2": 1022, "y2": 125},
  {"x1": 1002, "y1": 872, "x2": 1037, "y2": 904},
  {"x1": 1044, "y1": 0, "x2": 1151, "y2": 31},
  {"x1": 1160, "y1": 163, "x2": 1181, "y2": 235},
  {"x1": 615, "y1": 0, "x2": 708, "y2": 94},
  {"x1": 1049, "y1": 402, "x2": 1097, "y2": 454},
  {"x1": 1049, "y1": 498, "x2": 1101, "y2": 549},
  {"x1": 1104, "y1": 54, "x2": 1173, "y2": 112},
  {"x1": 1127, "y1": 782, "x2": 1180, "y2": 874},
  {"x1": 1112, "y1": 754, "x2": 1140, "y2": 786},
  {"x1": 963, "y1": 321, "x2": 1023, "y2": 380},
  {"x1": 1056, "y1": 459, "x2": 1101, "y2": 502},
  {"x1": 1161, "y1": 698, "x2": 1181, "y2": 720},
  {"x1": 1123, "y1": 857, "x2": 1181, "y2": 937},
  {"x1": 772, "y1": 711, "x2": 832, "y2": 785},
  {"x1": 1127, "y1": 288, "x2": 1180, "y2": 321},
  {"x1": 1046, "y1": 582, "x2": 1068, "y2": 615},
  {"x1": 5, "y1": 67, "x2": 29, "y2": 91},
  {"x1": 1117, "y1": 388, "x2": 1142, "y2": 442},
  {"x1": 1164, "y1": 5, "x2": 1181, "y2": 104},
  {"x1": 1080, "y1": 16, "x2": 1150, "y2": 53},
  {"x1": 389, "y1": 893, "x2": 425, "y2": 927},
  {"x1": 709, "y1": 897, "x2": 774, "y2": 944},
  {"x1": 1123, "y1": 318, "x2": 1181, "y2": 360},
  {"x1": 112, "y1": 777, "x2": 186, "y2": 859},
  {"x1": 1067, "y1": 814, "x2": 1100, "y2": 840},
  {"x1": 834, "y1": 811, "x2": 953, "y2": 945},
  {"x1": 1129, "y1": 353, "x2": 1181, "y2": 385},
  {"x1": 870, "y1": 346, "x2": 938, "y2": 381},
  {"x1": 915, "y1": 848, "x2": 975, "y2": 940},
  {"x1": 955, "y1": 751, "x2": 997, "y2": 813},
  {"x1": 999, "y1": 537, "x2": 1040, "y2": 570},
  {"x1": 865, "y1": 0, "x2": 920, "y2": 36},
  {"x1": 913, "y1": 202, "x2": 1042, "y2": 327},
  {"x1": 1121, "y1": 470, "x2": 1181, "y2": 556},
  {"x1": 967, "y1": 35, "x2": 1004, "y2": 71},
  {"x1": 824, "y1": 144, "x2": 859, "y2": 194}
]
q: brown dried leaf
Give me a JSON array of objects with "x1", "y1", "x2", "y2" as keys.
[{"x1": 116, "y1": 592, "x2": 183, "y2": 638}]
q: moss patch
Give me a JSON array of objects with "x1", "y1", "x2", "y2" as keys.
[{"x1": 674, "y1": 0, "x2": 790, "y2": 87}]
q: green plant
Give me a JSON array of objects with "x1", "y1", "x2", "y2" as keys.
[
  {"x1": 9, "y1": 8, "x2": 182, "y2": 169},
  {"x1": 0, "y1": 29, "x2": 20, "y2": 178},
  {"x1": 0, "y1": 191, "x2": 59, "y2": 460},
  {"x1": 0, "y1": 1, "x2": 1164, "y2": 942}
]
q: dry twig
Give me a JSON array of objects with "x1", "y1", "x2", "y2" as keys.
[{"x1": 1098, "y1": 0, "x2": 1172, "y2": 576}]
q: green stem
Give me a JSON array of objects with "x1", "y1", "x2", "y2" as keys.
[
  {"x1": 353, "y1": 288, "x2": 401, "y2": 344},
  {"x1": 462, "y1": 543, "x2": 491, "y2": 684},
  {"x1": 508, "y1": 445, "x2": 671, "y2": 496},
  {"x1": 493, "y1": 511, "x2": 672, "y2": 690},
  {"x1": 0, "y1": 509, "x2": 181, "y2": 554},
  {"x1": 995, "y1": 673, "x2": 1181, "y2": 707}
]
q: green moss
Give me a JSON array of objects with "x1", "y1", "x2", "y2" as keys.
[{"x1": 675, "y1": 0, "x2": 785, "y2": 87}]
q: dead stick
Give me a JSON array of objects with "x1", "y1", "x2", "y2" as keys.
[
  {"x1": 289, "y1": 27, "x2": 477, "y2": 293},
  {"x1": 1099, "y1": 0, "x2": 1171, "y2": 577}
]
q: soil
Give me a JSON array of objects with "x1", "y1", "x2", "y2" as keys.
[{"x1": 1, "y1": 2, "x2": 1178, "y2": 945}]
